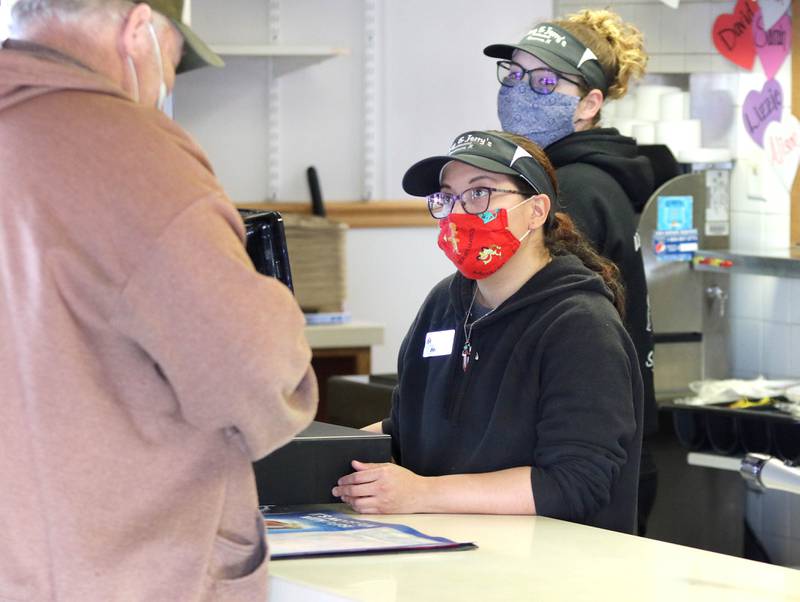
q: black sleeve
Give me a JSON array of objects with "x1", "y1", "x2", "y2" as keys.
[{"x1": 529, "y1": 307, "x2": 639, "y2": 522}]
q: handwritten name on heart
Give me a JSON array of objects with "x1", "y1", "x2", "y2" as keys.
[
  {"x1": 763, "y1": 115, "x2": 800, "y2": 191},
  {"x1": 712, "y1": 0, "x2": 759, "y2": 70},
  {"x1": 743, "y1": 79, "x2": 783, "y2": 147},
  {"x1": 759, "y1": 0, "x2": 791, "y2": 30},
  {"x1": 755, "y1": 11, "x2": 791, "y2": 80}
]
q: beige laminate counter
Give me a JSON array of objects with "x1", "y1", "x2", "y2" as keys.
[
  {"x1": 304, "y1": 321, "x2": 384, "y2": 350},
  {"x1": 268, "y1": 510, "x2": 800, "y2": 602}
]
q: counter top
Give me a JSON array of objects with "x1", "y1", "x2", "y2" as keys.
[
  {"x1": 304, "y1": 321, "x2": 384, "y2": 349},
  {"x1": 268, "y1": 509, "x2": 800, "y2": 601},
  {"x1": 693, "y1": 248, "x2": 800, "y2": 279}
]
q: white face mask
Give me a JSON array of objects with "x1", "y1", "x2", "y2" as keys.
[{"x1": 126, "y1": 22, "x2": 168, "y2": 111}]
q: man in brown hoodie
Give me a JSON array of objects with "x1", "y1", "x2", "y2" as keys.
[{"x1": 0, "y1": 1, "x2": 318, "y2": 600}]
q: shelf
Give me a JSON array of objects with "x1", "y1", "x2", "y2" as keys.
[
  {"x1": 303, "y1": 321, "x2": 384, "y2": 350},
  {"x1": 210, "y1": 45, "x2": 349, "y2": 57},
  {"x1": 236, "y1": 200, "x2": 432, "y2": 228},
  {"x1": 693, "y1": 248, "x2": 800, "y2": 279}
]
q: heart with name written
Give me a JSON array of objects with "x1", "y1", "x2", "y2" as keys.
[
  {"x1": 759, "y1": 0, "x2": 791, "y2": 30},
  {"x1": 742, "y1": 79, "x2": 783, "y2": 147},
  {"x1": 712, "y1": 0, "x2": 759, "y2": 70},
  {"x1": 763, "y1": 114, "x2": 800, "y2": 191},
  {"x1": 755, "y1": 11, "x2": 791, "y2": 80}
]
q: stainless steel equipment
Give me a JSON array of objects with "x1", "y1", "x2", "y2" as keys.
[
  {"x1": 741, "y1": 453, "x2": 800, "y2": 497},
  {"x1": 639, "y1": 170, "x2": 731, "y2": 400}
]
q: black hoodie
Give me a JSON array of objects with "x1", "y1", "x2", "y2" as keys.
[
  {"x1": 384, "y1": 255, "x2": 643, "y2": 533},
  {"x1": 546, "y1": 128, "x2": 658, "y2": 439}
]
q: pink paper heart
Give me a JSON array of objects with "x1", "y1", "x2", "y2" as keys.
[
  {"x1": 763, "y1": 115, "x2": 800, "y2": 191},
  {"x1": 742, "y1": 79, "x2": 783, "y2": 147},
  {"x1": 754, "y1": 11, "x2": 792, "y2": 79}
]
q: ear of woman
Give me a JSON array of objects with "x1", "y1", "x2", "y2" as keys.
[
  {"x1": 574, "y1": 88, "x2": 604, "y2": 129},
  {"x1": 527, "y1": 193, "x2": 551, "y2": 230}
]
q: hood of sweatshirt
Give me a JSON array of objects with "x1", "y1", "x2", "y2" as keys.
[
  {"x1": 448, "y1": 253, "x2": 614, "y2": 324},
  {"x1": 0, "y1": 39, "x2": 128, "y2": 113},
  {"x1": 545, "y1": 127, "x2": 655, "y2": 213}
]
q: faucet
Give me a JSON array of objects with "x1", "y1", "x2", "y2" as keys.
[{"x1": 741, "y1": 453, "x2": 800, "y2": 496}]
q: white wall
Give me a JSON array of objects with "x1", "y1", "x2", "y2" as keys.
[
  {"x1": 688, "y1": 68, "x2": 796, "y2": 382},
  {"x1": 0, "y1": 1, "x2": 11, "y2": 40},
  {"x1": 177, "y1": 0, "x2": 551, "y2": 372}
]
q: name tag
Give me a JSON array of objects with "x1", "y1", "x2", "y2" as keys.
[{"x1": 422, "y1": 329, "x2": 455, "y2": 358}]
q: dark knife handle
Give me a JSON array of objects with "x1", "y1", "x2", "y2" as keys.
[{"x1": 307, "y1": 166, "x2": 326, "y2": 217}]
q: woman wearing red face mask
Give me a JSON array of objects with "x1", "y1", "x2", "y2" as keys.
[{"x1": 333, "y1": 130, "x2": 644, "y2": 534}]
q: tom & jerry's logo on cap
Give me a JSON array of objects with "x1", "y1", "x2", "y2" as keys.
[
  {"x1": 523, "y1": 24, "x2": 600, "y2": 69},
  {"x1": 523, "y1": 24, "x2": 569, "y2": 48},
  {"x1": 449, "y1": 133, "x2": 496, "y2": 155}
]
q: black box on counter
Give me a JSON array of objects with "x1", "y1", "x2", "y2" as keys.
[{"x1": 252, "y1": 421, "x2": 391, "y2": 506}]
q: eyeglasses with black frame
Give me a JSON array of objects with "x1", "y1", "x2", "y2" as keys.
[
  {"x1": 496, "y1": 60, "x2": 583, "y2": 95},
  {"x1": 426, "y1": 186, "x2": 533, "y2": 219}
]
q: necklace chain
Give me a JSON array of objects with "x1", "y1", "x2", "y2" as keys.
[
  {"x1": 460, "y1": 255, "x2": 553, "y2": 372},
  {"x1": 462, "y1": 285, "x2": 495, "y2": 372}
]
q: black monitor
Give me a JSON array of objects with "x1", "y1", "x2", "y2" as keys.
[{"x1": 238, "y1": 209, "x2": 294, "y2": 292}]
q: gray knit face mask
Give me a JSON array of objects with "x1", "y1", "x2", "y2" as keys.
[{"x1": 498, "y1": 84, "x2": 579, "y2": 149}]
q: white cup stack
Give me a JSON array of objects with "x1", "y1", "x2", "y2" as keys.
[
  {"x1": 635, "y1": 85, "x2": 681, "y2": 121},
  {"x1": 603, "y1": 84, "x2": 714, "y2": 161}
]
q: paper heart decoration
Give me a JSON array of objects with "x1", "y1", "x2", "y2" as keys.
[
  {"x1": 759, "y1": 0, "x2": 791, "y2": 30},
  {"x1": 763, "y1": 114, "x2": 800, "y2": 191},
  {"x1": 754, "y1": 11, "x2": 791, "y2": 80},
  {"x1": 742, "y1": 79, "x2": 783, "y2": 147},
  {"x1": 712, "y1": 0, "x2": 759, "y2": 70}
]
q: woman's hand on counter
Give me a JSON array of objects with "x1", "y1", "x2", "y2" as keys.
[
  {"x1": 332, "y1": 460, "x2": 429, "y2": 514},
  {"x1": 333, "y1": 464, "x2": 536, "y2": 515}
]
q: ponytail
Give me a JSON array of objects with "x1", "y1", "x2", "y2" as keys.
[
  {"x1": 545, "y1": 212, "x2": 626, "y2": 318},
  {"x1": 555, "y1": 9, "x2": 648, "y2": 101}
]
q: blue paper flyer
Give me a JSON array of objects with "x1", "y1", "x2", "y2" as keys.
[
  {"x1": 262, "y1": 510, "x2": 476, "y2": 559},
  {"x1": 657, "y1": 195, "x2": 694, "y2": 231}
]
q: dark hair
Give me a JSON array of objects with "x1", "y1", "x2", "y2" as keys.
[
  {"x1": 545, "y1": 213, "x2": 626, "y2": 318},
  {"x1": 495, "y1": 131, "x2": 626, "y2": 317}
]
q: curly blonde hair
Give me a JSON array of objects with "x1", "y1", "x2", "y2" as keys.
[{"x1": 553, "y1": 9, "x2": 648, "y2": 101}]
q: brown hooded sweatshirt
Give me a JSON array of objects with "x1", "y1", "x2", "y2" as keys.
[{"x1": 0, "y1": 41, "x2": 317, "y2": 601}]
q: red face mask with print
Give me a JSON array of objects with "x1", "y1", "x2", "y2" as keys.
[{"x1": 437, "y1": 202, "x2": 530, "y2": 280}]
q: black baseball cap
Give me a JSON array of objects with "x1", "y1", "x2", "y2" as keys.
[
  {"x1": 143, "y1": 0, "x2": 224, "y2": 73},
  {"x1": 484, "y1": 23, "x2": 608, "y2": 95},
  {"x1": 402, "y1": 130, "x2": 557, "y2": 206}
]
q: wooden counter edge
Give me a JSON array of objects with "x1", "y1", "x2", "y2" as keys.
[{"x1": 236, "y1": 200, "x2": 434, "y2": 229}]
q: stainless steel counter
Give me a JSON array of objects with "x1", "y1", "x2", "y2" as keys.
[{"x1": 693, "y1": 248, "x2": 800, "y2": 279}]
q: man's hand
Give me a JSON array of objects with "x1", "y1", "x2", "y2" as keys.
[{"x1": 332, "y1": 460, "x2": 428, "y2": 514}]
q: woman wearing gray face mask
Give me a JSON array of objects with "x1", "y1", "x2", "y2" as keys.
[{"x1": 486, "y1": 9, "x2": 661, "y2": 538}]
